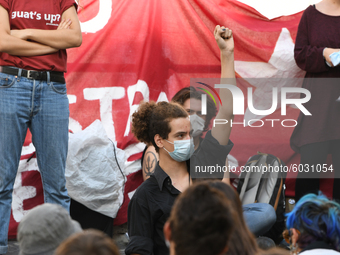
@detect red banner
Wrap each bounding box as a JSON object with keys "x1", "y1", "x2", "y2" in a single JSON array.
[{"x1": 9, "y1": 0, "x2": 334, "y2": 237}]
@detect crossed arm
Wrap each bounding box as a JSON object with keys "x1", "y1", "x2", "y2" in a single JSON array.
[
  {"x1": 0, "y1": 4, "x2": 82, "y2": 56},
  {"x1": 294, "y1": 8, "x2": 340, "y2": 70}
]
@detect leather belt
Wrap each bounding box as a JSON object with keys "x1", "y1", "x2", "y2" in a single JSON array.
[{"x1": 0, "y1": 66, "x2": 65, "y2": 83}]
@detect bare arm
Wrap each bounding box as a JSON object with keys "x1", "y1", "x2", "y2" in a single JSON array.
[
  {"x1": 221, "y1": 157, "x2": 230, "y2": 185},
  {"x1": 142, "y1": 145, "x2": 159, "y2": 181},
  {"x1": 211, "y1": 25, "x2": 236, "y2": 145},
  {"x1": 11, "y1": 6, "x2": 82, "y2": 49},
  {"x1": 0, "y1": 5, "x2": 58, "y2": 56}
]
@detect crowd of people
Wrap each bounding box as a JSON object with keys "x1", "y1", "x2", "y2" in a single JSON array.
[
  {"x1": 9, "y1": 183, "x2": 340, "y2": 255},
  {"x1": 0, "y1": 0, "x2": 340, "y2": 254}
]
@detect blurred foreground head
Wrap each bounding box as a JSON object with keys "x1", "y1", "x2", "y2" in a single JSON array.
[
  {"x1": 286, "y1": 193, "x2": 340, "y2": 251},
  {"x1": 164, "y1": 182, "x2": 234, "y2": 255},
  {"x1": 209, "y1": 181, "x2": 259, "y2": 255},
  {"x1": 55, "y1": 229, "x2": 120, "y2": 255},
  {"x1": 18, "y1": 203, "x2": 82, "y2": 255}
]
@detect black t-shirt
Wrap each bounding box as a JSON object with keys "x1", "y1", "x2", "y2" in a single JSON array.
[{"x1": 126, "y1": 131, "x2": 233, "y2": 255}]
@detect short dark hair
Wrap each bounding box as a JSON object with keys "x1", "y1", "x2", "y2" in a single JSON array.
[
  {"x1": 171, "y1": 86, "x2": 217, "y2": 131},
  {"x1": 132, "y1": 101, "x2": 188, "y2": 152},
  {"x1": 55, "y1": 229, "x2": 120, "y2": 255},
  {"x1": 209, "y1": 182, "x2": 259, "y2": 255},
  {"x1": 168, "y1": 182, "x2": 234, "y2": 255}
]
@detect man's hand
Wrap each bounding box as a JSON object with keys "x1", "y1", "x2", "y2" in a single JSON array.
[
  {"x1": 214, "y1": 25, "x2": 234, "y2": 54},
  {"x1": 57, "y1": 19, "x2": 72, "y2": 30}
]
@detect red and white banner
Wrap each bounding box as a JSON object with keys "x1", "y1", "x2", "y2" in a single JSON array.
[{"x1": 9, "y1": 0, "x2": 334, "y2": 238}]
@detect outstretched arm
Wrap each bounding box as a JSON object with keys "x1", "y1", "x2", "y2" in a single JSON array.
[
  {"x1": 0, "y1": 5, "x2": 58, "y2": 56},
  {"x1": 211, "y1": 25, "x2": 236, "y2": 146},
  {"x1": 10, "y1": 6, "x2": 82, "y2": 49}
]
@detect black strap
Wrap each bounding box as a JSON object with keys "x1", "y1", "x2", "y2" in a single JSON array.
[{"x1": 0, "y1": 66, "x2": 65, "y2": 83}]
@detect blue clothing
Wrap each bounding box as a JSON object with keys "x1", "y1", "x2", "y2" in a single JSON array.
[
  {"x1": 243, "y1": 203, "x2": 276, "y2": 236},
  {"x1": 0, "y1": 71, "x2": 70, "y2": 254}
]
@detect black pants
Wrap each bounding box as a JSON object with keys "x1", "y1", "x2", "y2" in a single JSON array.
[
  {"x1": 295, "y1": 140, "x2": 340, "y2": 202},
  {"x1": 70, "y1": 199, "x2": 114, "y2": 237}
]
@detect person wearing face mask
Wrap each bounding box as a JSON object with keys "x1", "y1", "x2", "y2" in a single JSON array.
[
  {"x1": 189, "y1": 113, "x2": 205, "y2": 137},
  {"x1": 142, "y1": 85, "x2": 231, "y2": 183},
  {"x1": 125, "y1": 25, "x2": 236, "y2": 255},
  {"x1": 126, "y1": 101, "x2": 195, "y2": 255}
]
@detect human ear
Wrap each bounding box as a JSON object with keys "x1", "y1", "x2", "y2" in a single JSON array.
[
  {"x1": 163, "y1": 221, "x2": 172, "y2": 242},
  {"x1": 154, "y1": 134, "x2": 164, "y2": 149}
]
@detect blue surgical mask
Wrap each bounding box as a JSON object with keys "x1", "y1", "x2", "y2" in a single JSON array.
[{"x1": 163, "y1": 138, "x2": 194, "y2": 162}]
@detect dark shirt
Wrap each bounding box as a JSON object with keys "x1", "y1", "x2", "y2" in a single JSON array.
[
  {"x1": 126, "y1": 130, "x2": 233, "y2": 255},
  {"x1": 191, "y1": 130, "x2": 234, "y2": 180},
  {"x1": 125, "y1": 162, "x2": 187, "y2": 255},
  {"x1": 290, "y1": 5, "x2": 340, "y2": 151}
]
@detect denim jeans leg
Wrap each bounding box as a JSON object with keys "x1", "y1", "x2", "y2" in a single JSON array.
[
  {"x1": 29, "y1": 80, "x2": 70, "y2": 211},
  {"x1": 243, "y1": 203, "x2": 276, "y2": 236},
  {"x1": 0, "y1": 73, "x2": 30, "y2": 254}
]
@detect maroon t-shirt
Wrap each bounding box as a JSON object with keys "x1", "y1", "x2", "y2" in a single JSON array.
[{"x1": 0, "y1": 0, "x2": 77, "y2": 72}]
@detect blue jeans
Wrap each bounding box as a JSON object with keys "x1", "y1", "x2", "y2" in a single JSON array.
[
  {"x1": 243, "y1": 203, "x2": 276, "y2": 236},
  {"x1": 0, "y1": 70, "x2": 70, "y2": 254}
]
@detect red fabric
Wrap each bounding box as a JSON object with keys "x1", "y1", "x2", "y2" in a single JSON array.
[
  {"x1": 114, "y1": 170, "x2": 143, "y2": 226},
  {"x1": 0, "y1": 0, "x2": 77, "y2": 72},
  {"x1": 8, "y1": 0, "x2": 336, "y2": 238},
  {"x1": 8, "y1": 153, "x2": 44, "y2": 239}
]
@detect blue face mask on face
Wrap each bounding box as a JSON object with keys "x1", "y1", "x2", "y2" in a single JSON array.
[{"x1": 163, "y1": 138, "x2": 195, "y2": 162}]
